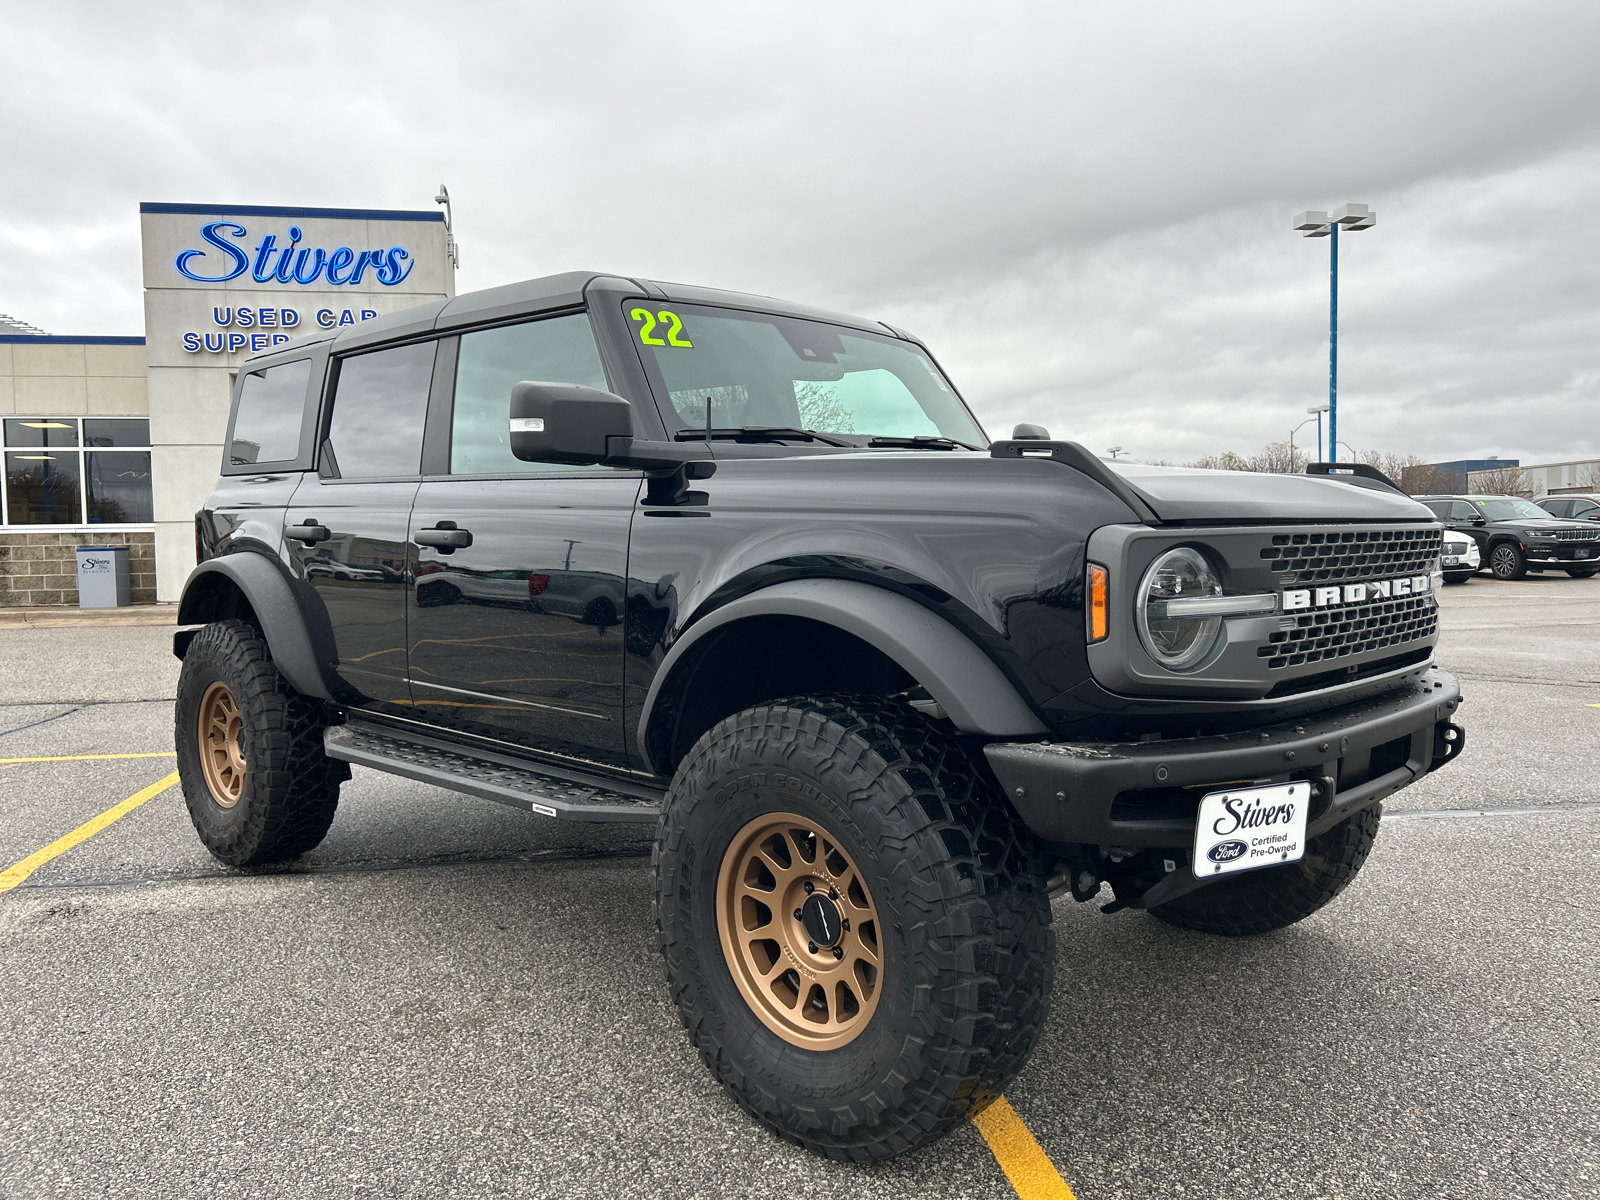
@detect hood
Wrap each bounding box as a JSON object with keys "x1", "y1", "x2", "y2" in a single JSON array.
[{"x1": 1107, "y1": 462, "x2": 1435, "y2": 524}]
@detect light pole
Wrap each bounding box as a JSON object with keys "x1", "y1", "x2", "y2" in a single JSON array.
[
  {"x1": 1106, "y1": 446, "x2": 1125, "y2": 460},
  {"x1": 1292, "y1": 204, "x2": 1376, "y2": 463},
  {"x1": 435, "y1": 184, "x2": 461, "y2": 270},
  {"x1": 1306, "y1": 403, "x2": 1329, "y2": 462},
  {"x1": 1289, "y1": 416, "x2": 1317, "y2": 466}
]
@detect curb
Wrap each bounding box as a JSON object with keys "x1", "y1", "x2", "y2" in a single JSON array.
[{"x1": 0, "y1": 605, "x2": 178, "y2": 630}]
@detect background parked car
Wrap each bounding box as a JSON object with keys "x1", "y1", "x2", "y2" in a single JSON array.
[
  {"x1": 1440, "y1": 530, "x2": 1481, "y2": 583},
  {"x1": 1536, "y1": 494, "x2": 1600, "y2": 522},
  {"x1": 1418, "y1": 494, "x2": 1600, "y2": 580}
]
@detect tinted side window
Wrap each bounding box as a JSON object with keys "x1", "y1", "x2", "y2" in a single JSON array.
[
  {"x1": 1573, "y1": 500, "x2": 1599, "y2": 518},
  {"x1": 1539, "y1": 499, "x2": 1568, "y2": 517},
  {"x1": 325, "y1": 341, "x2": 437, "y2": 478},
  {"x1": 1422, "y1": 502, "x2": 1449, "y2": 520},
  {"x1": 450, "y1": 314, "x2": 610, "y2": 475},
  {"x1": 230, "y1": 360, "x2": 311, "y2": 465},
  {"x1": 1450, "y1": 501, "x2": 1480, "y2": 520}
]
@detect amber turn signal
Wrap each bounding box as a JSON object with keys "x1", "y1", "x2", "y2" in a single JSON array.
[{"x1": 1088, "y1": 563, "x2": 1109, "y2": 642}]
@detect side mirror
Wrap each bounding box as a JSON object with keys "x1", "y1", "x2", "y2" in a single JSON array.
[
  {"x1": 1471, "y1": 516, "x2": 1487, "y2": 526},
  {"x1": 509, "y1": 381, "x2": 634, "y2": 466}
]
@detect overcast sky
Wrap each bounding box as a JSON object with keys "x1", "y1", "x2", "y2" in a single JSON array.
[{"x1": 3, "y1": 0, "x2": 1597, "y2": 465}]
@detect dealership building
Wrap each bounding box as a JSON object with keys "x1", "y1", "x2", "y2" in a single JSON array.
[{"x1": 0, "y1": 202, "x2": 453, "y2": 605}]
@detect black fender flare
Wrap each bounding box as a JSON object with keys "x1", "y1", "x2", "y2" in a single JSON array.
[
  {"x1": 175, "y1": 554, "x2": 334, "y2": 700},
  {"x1": 636, "y1": 578, "x2": 1049, "y2": 773}
]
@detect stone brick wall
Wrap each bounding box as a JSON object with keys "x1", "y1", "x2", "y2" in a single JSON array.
[{"x1": 0, "y1": 530, "x2": 157, "y2": 606}]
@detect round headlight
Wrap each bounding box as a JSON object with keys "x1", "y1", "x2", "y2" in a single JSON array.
[{"x1": 1137, "y1": 547, "x2": 1224, "y2": 671}]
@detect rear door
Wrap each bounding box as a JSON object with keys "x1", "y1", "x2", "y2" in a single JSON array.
[
  {"x1": 282, "y1": 338, "x2": 436, "y2": 711},
  {"x1": 405, "y1": 312, "x2": 642, "y2": 771}
]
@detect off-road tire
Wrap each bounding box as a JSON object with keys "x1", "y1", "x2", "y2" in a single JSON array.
[
  {"x1": 1489, "y1": 543, "x2": 1527, "y2": 580},
  {"x1": 175, "y1": 619, "x2": 348, "y2": 865},
  {"x1": 1149, "y1": 805, "x2": 1382, "y2": 937},
  {"x1": 654, "y1": 694, "x2": 1054, "y2": 1161},
  {"x1": 1566, "y1": 567, "x2": 1599, "y2": 579}
]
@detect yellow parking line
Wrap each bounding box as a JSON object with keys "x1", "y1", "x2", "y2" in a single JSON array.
[
  {"x1": 0, "y1": 752, "x2": 176, "y2": 764},
  {"x1": 0, "y1": 771, "x2": 180, "y2": 894},
  {"x1": 973, "y1": 1096, "x2": 1076, "y2": 1199}
]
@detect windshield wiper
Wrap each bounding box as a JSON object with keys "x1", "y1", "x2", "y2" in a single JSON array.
[
  {"x1": 866, "y1": 435, "x2": 981, "y2": 451},
  {"x1": 674, "y1": 426, "x2": 855, "y2": 447}
]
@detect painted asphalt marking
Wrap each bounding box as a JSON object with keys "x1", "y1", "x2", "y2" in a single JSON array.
[
  {"x1": 0, "y1": 771, "x2": 180, "y2": 894},
  {"x1": 0, "y1": 752, "x2": 175, "y2": 764},
  {"x1": 973, "y1": 1096, "x2": 1076, "y2": 1199}
]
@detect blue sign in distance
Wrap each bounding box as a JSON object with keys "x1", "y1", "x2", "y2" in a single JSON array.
[{"x1": 174, "y1": 221, "x2": 415, "y2": 286}]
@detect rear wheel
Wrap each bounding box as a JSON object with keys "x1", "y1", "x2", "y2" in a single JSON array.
[
  {"x1": 655, "y1": 694, "x2": 1054, "y2": 1161},
  {"x1": 1149, "y1": 806, "x2": 1381, "y2": 936},
  {"x1": 1489, "y1": 543, "x2": 1527, "y2": 580},
  {"x1": 175, "y1": 620, "x2": 348, "y2": 865}
]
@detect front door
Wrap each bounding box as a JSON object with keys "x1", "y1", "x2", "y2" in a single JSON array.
[
  {"x1": 283, "y1": 338, "x2": 436, "y2": 711},
  {"x1": 405, "y1": 312, "x2": 641, "y2": 771}
]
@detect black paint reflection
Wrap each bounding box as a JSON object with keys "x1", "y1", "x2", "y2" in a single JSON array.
[
  {"x1": 406, "y1": 475, "x2": 641, "y2": 769},
  {"x1": 283, "y1": 477, "x2": 420, "y2": 707}
]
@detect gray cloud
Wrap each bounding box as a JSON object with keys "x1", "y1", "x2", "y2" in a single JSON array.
[{"x1": 3, "y1": 0, "x2": 1597, "y2": 464}]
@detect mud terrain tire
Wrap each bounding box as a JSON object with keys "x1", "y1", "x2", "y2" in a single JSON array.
[
  {"x1": 175, "y1": 620, "x2": 348, "y2": 865},
  {"x1": 655, "y1": 694, "x2": 1054, "y2": 1162}
]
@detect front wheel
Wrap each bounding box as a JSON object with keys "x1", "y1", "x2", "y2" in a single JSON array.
[
  {"x1": 1149, "y1": 805, "x2": 1381, "y2": 936},
  {"x1": 1489, "y1": 543, "x2": 1527, "y2": 580},
  {"x1": 655, "y1": 695, "x2": 1054, "y2": 1161},
  {"x1": 1566, "y1": 567, "x2": 1599, "y2": 579}
]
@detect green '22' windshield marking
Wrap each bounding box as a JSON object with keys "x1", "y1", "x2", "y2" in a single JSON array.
[{"x1": 631, "y1": 307, "x2": 692, "y2": 348}]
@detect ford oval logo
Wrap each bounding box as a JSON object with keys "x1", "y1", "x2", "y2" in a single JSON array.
[{"x1": 1208, "y1": 840, "x2": 1248, "y2": 864}]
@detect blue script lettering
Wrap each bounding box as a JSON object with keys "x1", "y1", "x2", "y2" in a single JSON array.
[{"x1": 176, "y1": 222, "x2": 250, "y2": 282}]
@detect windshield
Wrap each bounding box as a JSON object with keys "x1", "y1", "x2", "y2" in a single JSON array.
[
  {"x1": 1473, "y1": 499, "x2": 1551, "y2": 521},
  {"x1": 623, "y1": 301, "x2": 986, "y2": 446}
]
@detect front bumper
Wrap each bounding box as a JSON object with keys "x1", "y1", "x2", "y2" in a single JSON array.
[
  {"x1": 985, "y1": 667, "x2": 1463, "y2": 850},
  {"x1": 1525, "y1": 550, "x2": 1600, "y2": 566}
]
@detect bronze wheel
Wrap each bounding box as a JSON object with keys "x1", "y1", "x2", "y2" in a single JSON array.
[
  {"x1": 716, "y1": 811, "x2": 883, "y2": 1050},
  {"x1": 197, "y1": 680, "x2": 246, "y2": 808}
]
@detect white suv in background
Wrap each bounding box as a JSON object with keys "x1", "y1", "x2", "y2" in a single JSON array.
[{"x1": 1441, "y1": 529, "x2": 1481, "y2": 583}]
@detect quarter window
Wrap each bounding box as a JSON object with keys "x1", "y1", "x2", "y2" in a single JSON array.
[
  {"x1": 2, "y1": 417, "x2": 152, "y2": 526},
  {"x1": 325, "y1": 341, "x2": 437, "y2": 478},
  {"x1": 230, "y1": 359, "x2": 311, "y2": 466},
  {"x1": 450, "y1": 314, "x2": 611, "y2": 475}
]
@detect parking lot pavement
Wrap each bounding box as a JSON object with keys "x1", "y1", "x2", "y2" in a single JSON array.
[{"x1": 1, "y1": 576, "x2": 1596, "y2": 1200}]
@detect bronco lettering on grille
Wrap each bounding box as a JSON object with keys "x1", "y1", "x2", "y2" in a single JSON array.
[{"x1": 1282, "y1": 574, "x2": 1432, "y2": 610}]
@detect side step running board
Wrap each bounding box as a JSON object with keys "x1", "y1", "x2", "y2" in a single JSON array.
[{"x1": 324, "y1": 723, "x2": 662, "y2": 824}]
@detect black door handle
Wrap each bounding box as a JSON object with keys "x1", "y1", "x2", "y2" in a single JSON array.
[
  {"x1": 414, "y1": 525, "x2": 473, "y2": 549},
  {"x1": 285, "y1": 521, "x2": 330, "y2": 543}
]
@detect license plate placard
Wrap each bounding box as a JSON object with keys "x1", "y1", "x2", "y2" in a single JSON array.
[{"x1": 1193, "y1": 781, "x2": 1309, "y2": 878}]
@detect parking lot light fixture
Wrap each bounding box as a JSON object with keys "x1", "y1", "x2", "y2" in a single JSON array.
[
  {"x1": 1307, "y1": 404, "x2": 1330, "y2": 462},
  {"x1": 1293, "y1": 204, "x2": 1377, "y2": 464}
]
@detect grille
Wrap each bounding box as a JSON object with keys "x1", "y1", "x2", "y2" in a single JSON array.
[
  {"x1": 1259, "y1": 527, "x2": 1441, "y2": 583},
  {"x1": 1257, "y1": 594, "x2": 1437, "y2": 671},
  {"x1": 1555, "y1": 528, "x2": 1600, "y2": 542}
]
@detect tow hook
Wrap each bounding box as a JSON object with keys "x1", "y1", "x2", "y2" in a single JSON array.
[{"x1": 1429, "y1": 721, "x2": 1467, "y2": 772}]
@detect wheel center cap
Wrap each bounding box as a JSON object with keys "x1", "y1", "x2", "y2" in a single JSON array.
[{"x1": 800, "y1": 893, "x2": 843, "y2": 949}]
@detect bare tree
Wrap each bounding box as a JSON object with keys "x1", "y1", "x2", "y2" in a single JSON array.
[
  {"x1": 1248, "y1": 441, "x2": 1310, "y2": 474},
  {"x1": 1187, "y1": 450, "x2": 1253, "y2": 471},
  {"x1": 1468, "y1": 465, "x2": 1536, "y2": 497},
  {"x1": 1576, "y1": 462, "x2": 1600, "y2": 490}
]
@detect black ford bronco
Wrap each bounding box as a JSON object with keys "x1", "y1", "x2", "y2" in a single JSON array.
[{"x1": 173, "y1": 272, "x2": 1466, "y2": 1161}]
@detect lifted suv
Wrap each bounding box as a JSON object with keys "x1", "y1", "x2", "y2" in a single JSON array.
[
  {"x1": 1417, "y1": 494, "x2": 1600, "y2": 580},
  {"x1": 174, "y1": 272, "x2": 1466, "y2": 1161}
]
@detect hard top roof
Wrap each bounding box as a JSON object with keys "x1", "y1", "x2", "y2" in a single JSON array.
[{"x1": 255, "y1": 271, "x2": 901, "y2": 362}]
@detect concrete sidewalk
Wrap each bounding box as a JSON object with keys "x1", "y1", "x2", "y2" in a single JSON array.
[{"x1": 0, "y1": 604, "x2": 177, "y2": 629}]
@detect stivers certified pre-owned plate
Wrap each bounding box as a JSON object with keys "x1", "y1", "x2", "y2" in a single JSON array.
[{"x1": 1193, "y1": 781, "x2": 1308, "y2": 877}]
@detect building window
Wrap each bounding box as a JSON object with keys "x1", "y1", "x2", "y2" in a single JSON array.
[{"x1": 2, "y1": 417, "x2": 153, "y2": 526}]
